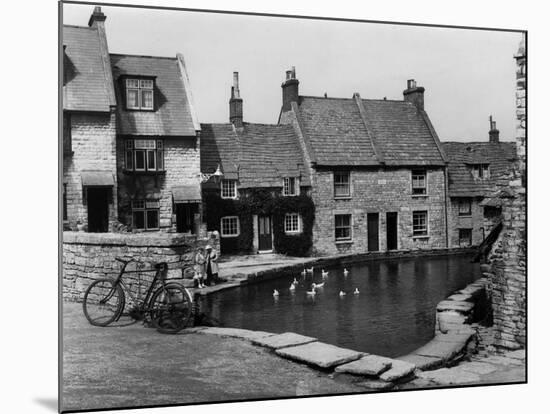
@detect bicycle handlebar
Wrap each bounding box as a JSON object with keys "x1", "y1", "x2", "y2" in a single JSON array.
[{"x1": 115, "y1": 257, "x2": 134, "y2": 264}]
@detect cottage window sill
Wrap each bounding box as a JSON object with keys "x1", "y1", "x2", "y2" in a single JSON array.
[
  {"x1": 334, "y1": 196, "x2": 352, "y2": 200},
  {"x1": 285, "y1": 231, "x2": 302, "y2": 236},
  {"x1": 123, "y1": 170, "x2": 166, "y2": 176},
  {"x1": 458, "y1": 214, "x2": 472, "y2": 217},
  {"x1": 412, "y1": 235, "x2": 430, "y2": 240},
  {"x1": 411, "y1": 194, "x2": 428, "y2": 199},
  {"x1": 335, "y1": 239, "x2": 353, "y2": 245}
]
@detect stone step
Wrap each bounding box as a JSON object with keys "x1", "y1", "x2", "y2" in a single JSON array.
[
  {"x1": 436, "y1": 300, "x2": 474, "y2": 314},
  {"x1": 356, "y1": 379, "x2": 395, "y2": 391},
  {"x1": 200, "y1": 327, "x2": 276, "y2": 342},
  {"x1": 416, "y1": 367, "x2": 480, "y2": 384},
  {"x1": 447, "y1": 293, "x2": 472, "y2": 302},
  {"x1": 379, "y1": 360, "x2": 416, "y2": 382},
  {"x1": 275, "y1": 341, "x2": 363, "y2": 369},
  {"x1": 251, "y1": 332, "x2": 318, "y2": 350},
  {"x1": 397, "y1": 354, "x2": 442, "y2": 371},
  {"x1": 411, "y1": 333, "x2": 472, "y2": 361},
  {"x1": 335, "y1": 355, "x2": 392, "y2": 376}
]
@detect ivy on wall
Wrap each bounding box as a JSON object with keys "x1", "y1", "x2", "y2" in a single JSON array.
[{"x1": 203, "y1": 188, "x2": 315, "y2": 256}]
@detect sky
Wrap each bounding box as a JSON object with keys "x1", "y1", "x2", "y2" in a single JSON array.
[{"x1": 63, "y1": 3, "x2": 523, "y2": 142}]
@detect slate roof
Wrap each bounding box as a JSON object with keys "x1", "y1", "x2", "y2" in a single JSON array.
[
  {"x1": 110, "y1": 54, "x2": 197, "y2": 136},
  {"x1": 200, "y1": 123, "x2": 310, "y2": 188},
  {"x1": 291, "y1": 96, "x2": 446, "y2": 167},
  {"x1": 63, "y1": 25, "x2": 114, "y2": 112},
  {"x1": 441, "y1": 141, "x2": 517, "y2": 197}
]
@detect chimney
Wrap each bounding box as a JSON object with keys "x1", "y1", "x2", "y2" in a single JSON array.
[
  {"x1": 403, "y1": 79, "x2": 425, "y2": 110},
  {"x1": 281, "y1": 66, "x2": 299, "y2": 112},
  {"x1": 88, "y1": 6, "x2": 107, "y2": 28},
  {"x1": 489, "y1": 115, "x2": 500, "y2": 143},
  {"x1": 229, "y1": 72, "x2": 243, "y2": 128}
]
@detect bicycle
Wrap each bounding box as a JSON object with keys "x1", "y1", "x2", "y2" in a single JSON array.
[{"x1": 82, "y1": 257, "x2": 194, "y2": 334}]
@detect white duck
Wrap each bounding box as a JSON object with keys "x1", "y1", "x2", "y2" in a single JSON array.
[
  {"x1": 273, "y1": 289, "x2": 280, "y2": 297},
  {"x1": 306, "y1": 267, "x2": 314, "y2": 274},
  {"x1": 343, "y1": 268, "x2": 350, "y2": 277},
  {"x1": 321, "y1": 269, "x2": 329, "y2": 278},
  {"x1": 289, "y1": 283, "x2": 296, "y2": 291},
  {"x1": 353, "y1": 288, "x2": 360, "y2": 295},
  {"x1": 292, "y1": 278, "x2": 299, "y2": 286},
  {"x1": 339, "y1": 290, "x2": 346, "y2": 297},
  {"x1": 312, "y1": 282, "x2": 325, "y2": 289},
  {"x1": 306, "y1": 287, "x2": 316, "y2": 296}
]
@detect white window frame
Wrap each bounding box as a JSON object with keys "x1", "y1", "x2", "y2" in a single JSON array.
[
  {"x1": 282, "y1": 177, "x2": 299, "y2": 196},
  {"x1": 220, "y1": 216, "x2": 240, "y2": 238},
  {"x1": 411, "y1": 169, "x2": 427, "y2": 196},
  {"x1": 472, "y1": 164, "x2": 490, "y2": 180},
  {"x1": 284, "y1": 213, "x2": 302, "y2": 234},
  {"x1": 221, "y1": 179, "x2": 238, "y2": 199},
  {"x1": 131, "y1": 199, "x2": 160, "y2": 230},
  {"x1": 125, "y1": 78, "x2": 154, "y2": 110},
  {"x1": 335, "y1": 213, "x2": 352, "y2": 242},
  {"x1": 334, "y1": 171, "x2": 351, "y2": 199},
  {"x1": 124, "y1": 139, "x2": 164, "y2": 172},
  {"x1": 412, "y1": 210, "x2": 429, "y2": 237}
]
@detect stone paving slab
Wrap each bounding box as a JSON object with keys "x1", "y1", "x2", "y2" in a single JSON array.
[
  {"x1": 455, "y1": 361, "x2": 499, "y2": 375},
  {"x1": 356, "y1": 379, "x2": 395, "y2": 391},
  {"x1": 480, "y1": 355, "x2": 525, "y2": 367},
  {"x1": 416, "y1": 368, "x2": 480, "y2": 384},
  {"x1": 275, "y1": 341, "x2": 363, "y2": 369},
  {"x1": 335, "y1": 355, "x2": 392, "y2": 376},
  {"x1": 413, "y1": 337, "x2": 468, "y2": 361},
  {"x1": 505, "y1": 349, "x2": 526, "y2": 360},
  {"x1": 447, "y1": 293, "x2": 471, "y2": 302},
  {"x1": 436, "y1": 300, "x2": 474, "y2": 314},
  {"x1": 379, "y1": 360, "x2": 416, "y2": 382},
  {"x1": 251, "y1": 332, "x2": 318, "y2": 349},
  {"x1": 397, "y1": 354, "x2": 442, "y2": 371},
  {"x1": 433, "y1": 331, "x2": 474, "y2": 343},
  {"x1": 200, "y1": 327, "x2": 276, "y2": 342}
]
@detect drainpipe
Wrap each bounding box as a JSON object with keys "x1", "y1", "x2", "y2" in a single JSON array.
[{"x1": 444, "y1": 166, "x2": 450, "y2": 249}]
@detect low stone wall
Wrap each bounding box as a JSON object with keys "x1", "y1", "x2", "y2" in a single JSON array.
[{"x1": 62, "y1": 231, "x2": 220, "y2": 302}]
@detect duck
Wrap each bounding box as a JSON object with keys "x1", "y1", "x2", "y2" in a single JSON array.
[
  {"x1": 339, "y1": 290, "x2": 346, "y2": 297},
  {"x1": 312, "y1": 282, "x2": 325, "y2": 289},
  {"x1": 292, "y1": 278, "x2": 299, "y2": 286},
  {"x1": 353, "y1": 288, "x2": 360, "y2": 295},
  {"x1": 343, "y1": 268, "x2": 350, "y2": 277},
  {"x1": 289, "y1": 283, "x2": 296, "y2": 291},
  {"x1": 321, "y1": 270, "x2": 329, "y2": 278},
  {"x1": 273, "y1": 289, "x2": 279, "y2": 297},
  {"x1": 306, "y1": 267, "x2": 314, "y2": 274},
  {"x1": 306, "y1": 288, "x2": 316, "y2": 296},
  {"x1": 300, "y1": 269, "x2": 307, "y2": 277}
]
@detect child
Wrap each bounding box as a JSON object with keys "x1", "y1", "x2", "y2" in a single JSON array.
[{"x1": 193, "y1": 247, "x2": 206, "y2": 288}]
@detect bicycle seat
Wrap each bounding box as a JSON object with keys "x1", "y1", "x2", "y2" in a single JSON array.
[{"x1": 115, "y1": 257, "x2": 134, "y2": 264}]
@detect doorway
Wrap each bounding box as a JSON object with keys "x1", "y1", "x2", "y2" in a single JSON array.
[
  {"x1": 367, "y1": 213, "x2": 379, "y2": 252},
  {"x1": 87, "y1": 187, "x2": 110, "y2": 232},
  {"x1": 176, "y1": 203, "x2": 198, "y2": 234},
  {"x1": 386, "y1": 212, "x2": 398, "y2": 251},
  {"x1": 258, "y1": 215, "x2": 273, "y2": 251}
]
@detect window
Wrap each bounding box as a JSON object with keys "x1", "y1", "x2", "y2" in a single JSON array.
[
  {"x1": 459, "y1": 229, "x2": 472, "y2": 247},
  {"x1": 458, "y1": 198, "x2": 472, "y2": 216},
  {"x1": 124, "y1": 139, "x2": 164, "y2": 172},
  {"x1": 221, "y1": 180, "x2": 237, "y2": 199},
  {"x1": 472, "y1": 164, "x2": 490, "y2": 180},
  {"x1": 125, "y1": 78, "x2": 154, "y2": 110},
  {"x1": 412, "y1": 210, "x2": 428, "y2": 237},
  {"x1": 283, "y1": 177, "x2": 299, "y2": 196},
  {"x1": 132, "y1": 199, "x2": 160, "y2": 230},
  {"x1": 63, "y1": 113, "x2": 72, "y2": 154},
  {"x1": 335, "y1": 214, "x2": 352, "y2": 241},
  {"x1": 334, "y1": 171, "x2": 351, "y2": 198},
  {"x1": 220, "y1": 216, "x2": 240, "y2": 237},
  {"x1": 284, "y1": 213, "x2": 301, "y2": 233},
  {"x1": 412, "y1": 170, "x2": 427, "y2": 195}
]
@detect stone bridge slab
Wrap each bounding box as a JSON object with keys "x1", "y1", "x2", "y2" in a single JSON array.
[
  {"x1": 200, "y1": 327, "x2": 276, "y2": 342},
  {"x1": 252, "y1": 332, "x2": 318, "y2": 349},
  {"x1": 275, "y1": 342, "x2": 363, "y2": 369},
  {"x1": 436, "y1": 300, "x2": 474, "y2": 314},
  {"x1": 397, "y1": 354, "x2": 442, "y2": 371},
  {"x1": 379, "y1": 360, "x2": 416, "y2": 382},
  {"x1": 335, "y1": 355, "x2": 392, "y2": 376}
]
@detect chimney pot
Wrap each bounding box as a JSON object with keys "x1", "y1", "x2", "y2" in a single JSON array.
[
  {"x1": 403, "y1": 79, "x2": 425, "y2": 110},
  {"x1": 88, "y1": 6, "x2": 107, "y2": 27},
  {"x1": 489, "y1": 115, "x2": 500, "y2": 143},
  {"x1": 281, "y1": 66, "x2": 299, "y2": 112},
  {"x1": 229, "y1": 72, "x2": 243, "y2": 127}
]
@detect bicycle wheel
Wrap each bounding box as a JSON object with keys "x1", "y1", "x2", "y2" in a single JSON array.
[
  {"x1": 82, "y1": 278, "x2": 125, "y2": 326},
  {"x1": 150, "y1": 283, "x2": 193, "y2": 334}
]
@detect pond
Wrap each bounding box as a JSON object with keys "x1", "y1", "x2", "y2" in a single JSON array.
[{"x1": 203, "y1": 254, "x2": 481, "y2": 358}]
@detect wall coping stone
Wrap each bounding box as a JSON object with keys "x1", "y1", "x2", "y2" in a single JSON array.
[{"x1": 63, "y1": 231, "x2": 218, "y2": 247}]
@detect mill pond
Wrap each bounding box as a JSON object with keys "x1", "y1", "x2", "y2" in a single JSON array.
[{"x1": 203, "y1": 254, "x2": 481, "y2": 358}]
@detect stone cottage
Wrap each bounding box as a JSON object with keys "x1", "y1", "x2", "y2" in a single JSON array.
[
  {"x1": 201, "y1": 73, "x2": 312, "y2": 255},
  {"x1": 279, "y1": 68, "x2": 449, "y2": 256},
  {"x1": 62, "y1": 7, "x2": 118, "y2": 232},
  {"x1": 110, "y1": 52, "x2": 202, "y2": 233},
  {"x1": 442, "y1": 119, "x2": 517, "y2": 248}
]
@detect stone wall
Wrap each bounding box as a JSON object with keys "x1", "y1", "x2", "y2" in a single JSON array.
[
  {"x1": 116, "y1": 136, "x2": 201, "y2": 232},
  {"x1": 63, "y1": 111, "x2": 118, "y2": 230},
  {"x1": 310, "y1": 167, "x2": 447, "y2": 256},
  {"x1": 448, "y1": 197, "x2": 485, "y2": 248},
  {"x1": 62, "y1": 230, "x2": 219, "y2": 302},
  {"x1": 483, "y1": 34, "x2": 526, "y2": 350}
]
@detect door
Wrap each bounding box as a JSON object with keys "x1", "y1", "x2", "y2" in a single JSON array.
[
  {"x1": 258, "y1": 215, "x2": 273, "y2": 251},
  {"x1": 176, "y1": 203, "x2": 197, "y2": 234},
  {"x1": 87, "y1": 187, "x2": 109, "y2": 232},
  {"x1": 386, "y1": 212, "x2": 398, "y2": 251},
  {"x1": 367, "y1": 213, "x2": 379, "y2": 252}
]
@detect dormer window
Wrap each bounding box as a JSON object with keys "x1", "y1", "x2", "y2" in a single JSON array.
[
  {"x1": 283, "y1": 177, "x2": 299, "y2": 196},
  {"x1": 126, "y1": 78, "x2": 154, "y2": 110},
  {"x1": 472, "y1": 164, "x2": 490, "y2": 180},
  {"x1": 221, "y1": 179, "x2": 237, "y2": 199}
]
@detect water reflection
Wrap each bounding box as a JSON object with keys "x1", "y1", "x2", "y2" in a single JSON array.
[{"x1": 203, "y1": 254, "x2": 480, "y2": 358}]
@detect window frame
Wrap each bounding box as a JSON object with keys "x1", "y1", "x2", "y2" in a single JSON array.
[
  {"x1": 125, "y1": 77, "x2": 155, "y2": 111},
  {"x1": 459, "y1": 228, "x2": 473, "y2": 247},
  {"x1": 458, "y1": 198, "x2": 472, "y2": 217},
  {"x1": 334, "y1": 213, "x2": 352, "y2": 242},
  {"x1": 220, "y1": 216, "x2": 240, "y2": 238},
  {"x1": 411, "y1": 169, "x2": 427, "y2": 196},
  {"x1": 472, "y1": 164, "x2": 490, "y2": 180},
  {"x1": 131, "y1": 199, "x2": 160, "y2": 231},
  {"x1": 334, "y1": 171, "x2": 351, "y2": 199},
  {"x1": 284, "y1": 213, "x2": 302, "y2": 234},
  {"x1": 282, "y1": 177, "x2": 299, "y2": 196},
  {"x1": 221, "y1": 179, "x2": 238, "y2": 199},
  {"x1": 412, "y1": 210, "x2": 429, "y2": 238},
  {"x1": 124, "y1": 139, "x2": 164, "y2": 173}
]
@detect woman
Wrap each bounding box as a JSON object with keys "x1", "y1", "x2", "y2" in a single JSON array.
[
  {"x1": 193, "y1": 247, "x2": 206, "y2": 288},
  {"x1": 205, "y1": 245, "x2": 220, "y2": 286}
]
